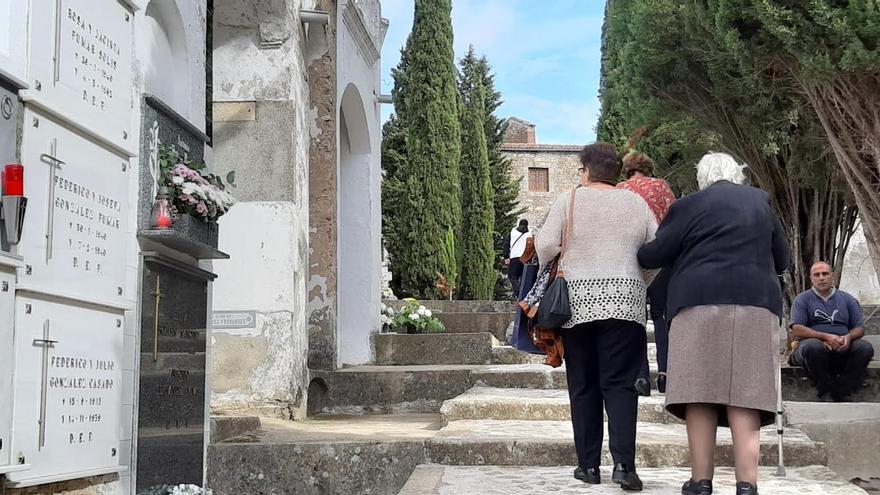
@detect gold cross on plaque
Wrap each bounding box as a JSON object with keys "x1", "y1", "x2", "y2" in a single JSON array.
[{"x1": 151, "y1": 276, "x2": 162, "y2": 362}]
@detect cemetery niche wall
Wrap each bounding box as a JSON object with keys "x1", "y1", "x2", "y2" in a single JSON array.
[
  {"x1": 5, "y1": 0, "x2": 139, "y2": 489},
  {"x1": 135, "y1": 93, "x2": 222, "y2": 492}
]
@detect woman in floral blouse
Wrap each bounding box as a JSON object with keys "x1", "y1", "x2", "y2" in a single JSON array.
[{"x1": 617, "y1": 151, "x2": 676, "y2": 396}]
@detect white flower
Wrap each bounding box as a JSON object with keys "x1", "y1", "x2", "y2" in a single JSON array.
[
  {"x1": 409, "y1": 313, "x2": 420, "y2": 321},
  {"x1": 387, "y1": 307, "x2": 394, "y2": 315},
  {"x1": 381, "y1": 303, "x2": 387, "y2": 311},
  {"x1": 172, "y1": 176, "x2": 184, "y2": 185},
  {"x1": 417, "y1": 306, "x2": 426, "y2": 316},
  {"x1": 425, "y1": 309, "x2": 432, "y2": 318}
]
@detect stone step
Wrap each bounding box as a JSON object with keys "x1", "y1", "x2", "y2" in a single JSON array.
[
  {"x1": 209, "y1": 416, "x2": 261, "y2": 443},
  {"x1": 425, "y1": 420, "x2": 826, "y2": 467},
  {"x1": 372, "y1": 333, "x2": 499, "y2": 365},
  {"x1": 312, "y1": 360, "x2": 880, "y2": 416},
  {"x1": 385, "y1": 300, "x2": 513, "y2": 313},
  {"x1": 783, "y1": 362, "x2": 880, "y2": 402},
  {"x1": 310, "y1": 365, "x2": 484, "y2": 414},
  {"x1": 490, "y1": 345, "x2": 549, "y2": 365},
  {"x1": 399, "y1": 465, "x2": 867, "y2": 495},
  {"x1": 435, "y1": 312, "x2": 512, "y2": 342},
  {"x1": 440, "y1": 387, "x2": 679, "y2": 425}
]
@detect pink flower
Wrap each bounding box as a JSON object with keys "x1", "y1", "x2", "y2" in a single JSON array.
[
  {"x1": 178, "y1": 193, "x2": 199, "y2": 205},
  {"x1": 196, "y1": 201, "x2": 208, "y2": 216}
]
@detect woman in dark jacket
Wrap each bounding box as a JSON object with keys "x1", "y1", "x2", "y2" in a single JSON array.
[{"x1": 638, "y1": 153, "x2": 790, "y2": 495}]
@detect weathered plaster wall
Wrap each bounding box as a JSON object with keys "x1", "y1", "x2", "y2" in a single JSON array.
[
  {"x1": 335, "y1": 0, "x2": 383, "y2": 367},
  {"x1": 501, "y1": 148, "x2": 581, "y2": 227},
  {"x1": 307, "y1": 0, "x2": 339, "y2": 372},
  {"x1": 210, "y1": 0, "x2": 312, "y2": 419},
  {"x1": 211, "y1": 203, "x2": 309, "y2": 419}
]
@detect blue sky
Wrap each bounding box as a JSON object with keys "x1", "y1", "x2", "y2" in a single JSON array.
[{"x1": 379, "y1": 0, "x2": 606, "y2": 145}]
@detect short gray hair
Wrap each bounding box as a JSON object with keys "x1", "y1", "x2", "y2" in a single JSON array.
[{"x1": 695, "y1": 152, "x2": 747, "y2": 190}]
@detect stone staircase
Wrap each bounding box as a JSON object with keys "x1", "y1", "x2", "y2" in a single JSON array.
[{"x1": 207, "y1": 303, "x2": 880, "y2": 494}]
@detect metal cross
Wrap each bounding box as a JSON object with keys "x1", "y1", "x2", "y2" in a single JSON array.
[
  {"x1": 151, "y1": 276, "x2": 162, "y2": 362},
  {"x1": 33, "y1": 319, "x2": 58, "y2": 450},
  {"x1": 40, "y1": 138, "x2": 65, "y2": 263}
]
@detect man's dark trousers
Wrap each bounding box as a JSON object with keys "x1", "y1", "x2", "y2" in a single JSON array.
[
  {"x1": 561, "y1": 319, "x2": 645, "y2": 468},
  {"x1": 790, "y1": 338, "x2": 874, "y2": 396}
]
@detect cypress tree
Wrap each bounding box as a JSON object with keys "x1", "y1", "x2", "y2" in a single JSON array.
[
  {"x1": 380, "y1": 115, "x2": 407, "y2": 295},
  {"x1": 457, "y1": 47, "x2": 496, "y2": 300},
  {"x1": 471, "y1": 56, "x2": 524, "y2": 298},
  {"x1": 389, "y1": 0, "x2": 461, "y2": 299}
]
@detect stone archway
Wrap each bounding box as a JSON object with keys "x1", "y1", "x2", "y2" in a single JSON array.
[
  {"x1": 337, "y1": 83, "x2": 375, "y2": 366},
  {"x1": 140, "y1": 0, "x2": 191, "y2": 115}
]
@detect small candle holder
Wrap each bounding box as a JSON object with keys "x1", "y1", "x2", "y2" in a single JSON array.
[
  {"x1": 1, "y1": 163, "x2": 27, "y2": 246},
  {"x1": 150, "y1": 186, "x2": 173, "y2": 229}
]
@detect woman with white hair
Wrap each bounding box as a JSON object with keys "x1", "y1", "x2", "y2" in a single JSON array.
[{"x1": 638, "y1": 153, "x2": 790, "y2": 495}]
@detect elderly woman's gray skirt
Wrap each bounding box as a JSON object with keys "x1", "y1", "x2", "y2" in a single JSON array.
[{"x1": 665, "y1": 304, "x2": 778, "y2": 427}]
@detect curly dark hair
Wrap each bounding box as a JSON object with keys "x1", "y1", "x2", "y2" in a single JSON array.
[
  {"x1": 622, "y1": 151, "x2": 655, "y2": 178},
  {"x1": 578, "y1": 142, "x2": 622, "y2": 183}
]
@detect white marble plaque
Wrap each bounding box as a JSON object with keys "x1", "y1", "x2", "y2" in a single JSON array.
[
  {"x1": 0, "y1": 0, "x2": 28, "y2": 85},
  {"x1": 25, "y1": 0, "x2": 134, "y2": 153},
  {"x1": 7, "y1": 296, "x2": 123, "y2": 485},
  {"x1": 19, "y1": 108, "x2": 130, "y2": 306},
  {"x1": 0, "y1": 268, "x2": 15, "y2": 469}
]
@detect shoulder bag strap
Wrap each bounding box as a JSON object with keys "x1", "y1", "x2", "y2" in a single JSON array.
[{"x1": 558, "y1": 186, "x2": 580, "y2": 276}]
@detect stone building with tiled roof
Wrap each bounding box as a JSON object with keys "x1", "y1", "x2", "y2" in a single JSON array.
[{"x1": 501, "y1": 117, "x2": 582, "y2": 227}]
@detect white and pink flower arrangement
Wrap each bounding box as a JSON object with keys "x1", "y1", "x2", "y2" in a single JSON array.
[{"x1": 158, "y1": 145, "x2": 236, "y2": 222}]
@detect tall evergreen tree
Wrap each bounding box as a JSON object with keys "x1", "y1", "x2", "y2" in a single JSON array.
[
  {"x1": 380, "y1": 115, "x2": 407, "y2": 295},
  {"x1": 472, "y1": 56, "x2": 524, "y2": 298},
  {"x1": 457, "y1": 48, "x2": 496, "y2": 300},
  {"x1": 597, "y1": 1, "x2": 859, "y2": 299},
  {"x1": 388, "y1": 0, "x2": 461, "y2": 299}
]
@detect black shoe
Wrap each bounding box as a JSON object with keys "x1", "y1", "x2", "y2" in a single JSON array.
[
  {"x1": 635, "y1": 378, "x2": 651, "y2": 397},
  {"x1": 681, "y1": 478, "x2": 713, "y2": 494},
  {"x1": 574, "y1": 466, "x2": 600, "y2": 484},
  {"x1": 657, "y1": 372, "x2": 667, "y2": 394},
  {"x1": 612, "y1": 463, "x2": 643, "y2": 491},
  {"x1": 735, "y1": 481, "x2": 758, "y2": 495}
]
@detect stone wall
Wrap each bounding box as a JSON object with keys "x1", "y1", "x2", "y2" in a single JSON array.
[
  {"x1": 840, "y1": 224, "x2": 880, "y2": 305},
  {"x1": 210, "y1": 0, "x2": 313, "y2": 419},
  {"x1": 501, "y1": 147, "x2": 582, "y2": 228}
]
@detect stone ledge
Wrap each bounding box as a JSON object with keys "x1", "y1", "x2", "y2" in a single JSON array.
[
  {"x1": 440, "y1": 387, "x2": 679, "y2": 425},
  {"x1": 372, "y1": 333, "x2": 497, "y2": 365},
  {"x1": 425, "y1": 420, "x2": 826, "y2": 467}
]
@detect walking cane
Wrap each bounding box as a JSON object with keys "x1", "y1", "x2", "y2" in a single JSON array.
[
  {"x1": 775, "y1": 274, "x2": 788, "y2": 477},
  {"x1": 775, "y1": 338, "x2": 786, "y2": 477}
]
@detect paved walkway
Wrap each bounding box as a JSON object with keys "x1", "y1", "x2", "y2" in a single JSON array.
[{"x1": 399, "y1": 465, "x2": 868, "y2": 494}]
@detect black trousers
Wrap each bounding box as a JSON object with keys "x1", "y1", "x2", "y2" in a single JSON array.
[
  {"x1": 790, "y1": 337, "x2": 874, "y2": 396},
  {"x1": 561, "y1": 319, "x2": 646, "y2": 468}
]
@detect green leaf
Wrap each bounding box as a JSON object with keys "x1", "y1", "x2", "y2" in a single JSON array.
[{"x1": 226, "y1": 171, "x2": 236, "y2": 186}]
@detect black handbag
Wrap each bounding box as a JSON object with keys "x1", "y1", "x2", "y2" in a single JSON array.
[{"x1": 533, "y1": 186, "x2": 578, "y2": 331}]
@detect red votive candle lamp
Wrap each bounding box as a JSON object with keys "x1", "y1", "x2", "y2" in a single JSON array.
[
  {"x1": 150, "y1": 186, "x2": 173, "y2": 229},
  {"x1": 4, "y1": 164, "x2": 24, "y2": 196}
]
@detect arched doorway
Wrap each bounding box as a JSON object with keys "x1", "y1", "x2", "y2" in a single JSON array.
[{"x1": 337, "y1": 83, "x2": 377, "y2": 366}]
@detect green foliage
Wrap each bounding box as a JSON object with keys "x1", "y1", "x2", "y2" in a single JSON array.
[
  {"x1": 457, "y1": 48, "x2": 497, "y2": 300},
  {"x1": 468, "y1": 55, "x2": 524, "y2": 299},
  {"x1": 598, "y1": 0, "x2": 858, "y2": 296},
  {"x1": 384, "y1": 299, "x2": 445, "y2": 333},
  {"x1": 386, "y1": 0, "x2": 462, "y2": 299}
]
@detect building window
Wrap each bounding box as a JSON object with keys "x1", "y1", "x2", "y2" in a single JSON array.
[{"x1": 528, "y1": 167, "x2": 549, "y2": 192}]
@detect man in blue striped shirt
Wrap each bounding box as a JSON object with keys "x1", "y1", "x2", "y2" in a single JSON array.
[{"x1": 789, "y1": 261, "x2": 874, "y2": 402}]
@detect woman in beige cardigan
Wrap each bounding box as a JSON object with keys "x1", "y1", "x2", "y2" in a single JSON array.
[{"x1": 536, "y1": 142, "x2": 657, "y2": 492}]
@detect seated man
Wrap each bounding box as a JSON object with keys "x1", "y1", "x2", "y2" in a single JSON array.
[{"x1": 789, "y1": 261, "x2": 875, "y2": 401}]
